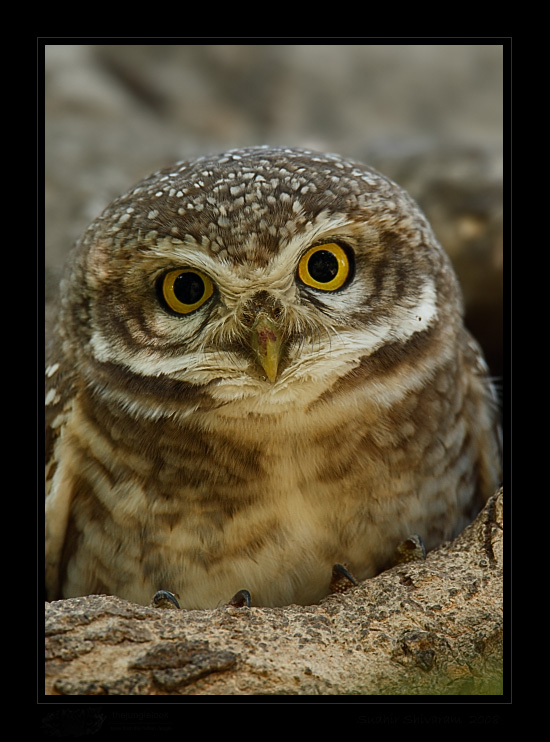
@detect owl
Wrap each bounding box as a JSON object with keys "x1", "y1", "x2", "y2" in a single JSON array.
[{"x1": 45, "y1": 145, "x2": 501, "y2": 609}]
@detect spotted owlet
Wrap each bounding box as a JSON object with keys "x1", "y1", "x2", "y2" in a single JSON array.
[{"x1": 45, "y1": 145, "x2": 501, "y2": 609}]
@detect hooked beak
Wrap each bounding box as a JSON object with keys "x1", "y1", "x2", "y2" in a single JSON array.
[{"x1": 250, "y1": 312, "x2": 284, "y2": 383}]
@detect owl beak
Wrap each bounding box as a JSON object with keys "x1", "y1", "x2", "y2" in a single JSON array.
[{"x1": 250, "y1": 312, "x2": 284, "y2": 383}]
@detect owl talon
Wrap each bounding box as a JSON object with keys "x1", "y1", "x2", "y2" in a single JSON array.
[
  {"x1": 227, "y1": 589, "x2": 251, "y2": 608},
  {"x1": 330, "y1": 563, "x2": 359, "y2": 594},
  {"x1": 151, "y1": 590, "x2": 181, "y2": 610},
  {"x1": 394, "y1": 534, "x2": 427, "y2": 565}
]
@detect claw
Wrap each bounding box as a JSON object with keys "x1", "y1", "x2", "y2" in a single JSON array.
[
  {"x1": 330, "y1": 563, "x2": 359, "y2": 594},
  {"x1": 394, "y1": 534, "x2": 426, "y2": 565},
  {"x1": 151, "y1": 590, "x2": 181, "y2": 610},
  {"x1": 227, "y1": 589, "x2": 251, "y2": 608}
]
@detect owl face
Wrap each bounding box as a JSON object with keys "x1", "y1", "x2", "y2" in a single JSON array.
[{"x1": 66, "y1": 147, "x2": 457, "y2": 410}]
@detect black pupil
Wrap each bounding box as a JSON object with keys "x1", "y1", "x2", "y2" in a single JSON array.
[
  {"x1": 173, "y1": 272, "x2": 205, "y2": 304},
  {"x1": 308, "y1": 250, "x2": 339, "y2": 283}
]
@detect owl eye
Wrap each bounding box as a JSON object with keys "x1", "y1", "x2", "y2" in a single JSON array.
[
  {"x1": 297, "y1": 243, "x2": 351, "y2": 291},
  {"x1": 159, "y1": 268, "x2": 214, "y2": 315}
]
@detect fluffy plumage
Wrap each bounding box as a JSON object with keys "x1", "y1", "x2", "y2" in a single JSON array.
[{"x1": 45, "y1": 146, "x2": 501, "y2": 608}]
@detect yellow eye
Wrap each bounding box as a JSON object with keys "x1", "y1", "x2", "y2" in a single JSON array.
[
  {"x1": 297, "y1": 243, "x2": 351, "y2": 291},
  {"x1": 160, "y1": 268, "x2": 214, "y2": 314}
]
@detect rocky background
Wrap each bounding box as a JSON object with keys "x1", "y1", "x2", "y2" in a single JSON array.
[
  {"x1": 42, "y1": 43, "x2": 505, "y2": 707},
  {"x1": 44, "y1": 43, "x2": 504, "y2": 379}
]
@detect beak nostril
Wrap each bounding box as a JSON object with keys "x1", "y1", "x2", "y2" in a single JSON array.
[
  {"x1": 241, "y1": 291, "x2": 283, "y2": 328},
  {"x1": 237, "y1": 292, "x2": 286, "y2": 382}
]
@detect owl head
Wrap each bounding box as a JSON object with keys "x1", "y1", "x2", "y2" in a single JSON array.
[{"x1": 58, "y1": 146, "x2": 460, "y2": 410}]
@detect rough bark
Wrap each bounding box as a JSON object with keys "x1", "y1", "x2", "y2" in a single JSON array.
[{"x1": 44, "y1": 489, "x2": 503, "y2": 696}]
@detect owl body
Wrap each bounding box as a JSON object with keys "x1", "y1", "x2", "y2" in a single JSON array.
[{"x1": 45, "y1": 146, "x2": 500, "y2": 608}]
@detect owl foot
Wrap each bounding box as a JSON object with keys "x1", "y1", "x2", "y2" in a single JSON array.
[
  {"x1": 330, "y1": 563, "x2": 359, "y2": 594},
  {"x1": 393, "y1": 534, "x2": 426, "y2": 565},
  {"x1": 151, "y1": 590, "x2": 181, "y2": 610},
  {"x1": 226, "y1": 589, "x2": 251, "y2": 608},
  {"x1": 151, "y1": 589, "x2": 251, "y2": 610}
]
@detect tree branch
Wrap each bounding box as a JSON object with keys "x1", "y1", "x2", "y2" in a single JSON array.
[{"x1": 45, "y1": 489, "x2": 503, "y2": 696}]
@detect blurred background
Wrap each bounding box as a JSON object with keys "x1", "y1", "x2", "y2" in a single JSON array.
[{"x1": 44, "y1": 43, "x2": 504, "y2": 379}]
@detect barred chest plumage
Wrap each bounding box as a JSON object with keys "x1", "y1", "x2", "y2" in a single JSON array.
[
  {"x1": 45, "y1": 145, "x2": 501, "y2": 609},
  {"x1": 46, "y1": 327, "x2": 493, "y2": 608}
]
